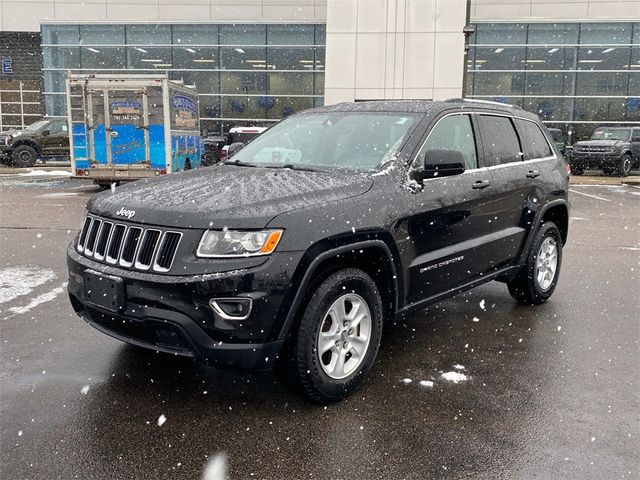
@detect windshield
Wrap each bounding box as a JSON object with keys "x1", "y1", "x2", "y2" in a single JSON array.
[
  {"x1": 24, "y1": 120, "x2": 50, "y2": 132},
  {"x1": 591, "y1": 128, "x2": 631, "y2": 141},
  {"x1": 229, "y1": 112, "x2": 421, "y2": 171}
]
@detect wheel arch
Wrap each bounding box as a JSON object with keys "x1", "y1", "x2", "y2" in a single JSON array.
[
  {"x1": 11, "y1": 138, "x2": 41, "y2": 154},
  {"x1": 275, "y1": 235, "x2": 402, "y2": 343},
  {"x1": 514, "y1": 199, "x2": 569, "y2": 270}
]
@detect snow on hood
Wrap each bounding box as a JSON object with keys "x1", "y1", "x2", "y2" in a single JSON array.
[{"x1": 87, "y1": 165, "x2": 374, "y2": 229}]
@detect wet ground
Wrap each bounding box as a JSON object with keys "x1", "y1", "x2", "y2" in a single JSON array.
[{"x1": 1, "y1": 173, "x2": 638, "y2": 480}]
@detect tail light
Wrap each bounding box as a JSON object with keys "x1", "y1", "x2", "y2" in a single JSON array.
[
  {"x1": 220, "y1": 149, "x2": 227, "y2": 161},
  {"x1": 76, "y1": 169, "x2": 84, "y2": 176}
]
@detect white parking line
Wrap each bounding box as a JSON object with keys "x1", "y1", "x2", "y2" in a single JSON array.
[{"x1": 569, "y1": 189, "x2": 611, "y2": 202}]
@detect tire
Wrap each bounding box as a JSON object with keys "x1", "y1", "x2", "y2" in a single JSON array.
[
  {"x1": 571, "y1": 166, "x2": 584, "y2": 176},
  {"x1": 281, "y1": 268, "x2": 384, "y2": 404},
  {"x1": 184, "y1": 158, "x2": 192, "y2": 171},
  {"x1": 11, "y1": 144, "x2": 38, "y2": 168},
  {"x1": 508, "y1": 221, "x2": 563, "y2": 305},
  {"x1": 618, "y1": 154, "x2": 632, "y2": 177}
]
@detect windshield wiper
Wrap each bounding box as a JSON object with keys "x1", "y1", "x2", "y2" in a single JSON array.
[
  {"x1": 223, "y1": 159, "x2": 257, "y2": 168},
  {"x1": 265, "y1": 163, "x2": 328, "y2": 173}
]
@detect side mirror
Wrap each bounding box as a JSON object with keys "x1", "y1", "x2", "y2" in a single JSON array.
[
  {"x1": 42, "y1": 130, "x2": 51, "y2": 136},
  {"x1": 227, "y1": 142, "x2": 246, "y2": 158},
  {"x1": 415, "y1": 150, "x2": 466, "y2": 181}
]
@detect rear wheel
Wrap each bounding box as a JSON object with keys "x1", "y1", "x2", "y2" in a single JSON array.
[
  {"x1": 184, "y1": 158, "x2": 192, "y2": 171},
  {"x1": 11, "y1": 144, "x2": 38, "y2": 168},
  {"x1": 571, "y1": 166, "x2": 584, "y2": 176},
  {"x1": 508, "y1": 221, "x2": 563, "y2": 305},
  {"x1": 281, "y1": 268, "x2": 383, "y2": 404},
  {"x1": 618, "y1": 154, "x2": 632, "y2": 177}
]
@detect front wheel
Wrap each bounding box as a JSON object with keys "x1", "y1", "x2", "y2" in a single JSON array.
[
  {"x1": 11, "y1": 144, "x2": 38, "y2": 168},
  {"x1": 281, "y1": 268, "x2": 383, "y2": 404},
  {"x1": 618, "y1": 154, "x2": 632, "y2": 177},
  {"x1": 508, "y1": 221, "x2": 563, "y2": 305}
]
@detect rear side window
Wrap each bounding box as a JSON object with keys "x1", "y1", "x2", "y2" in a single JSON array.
[
  {"x1": 477, "y1": 115, "x2": 522, "y2": 166},
  {"x1": 416, "y1": 114, "x2": 478, "y2": 170},
  {"x1": 632, "y1": 129, "x2": 640, "y2": 142},
  {"x1": 516, "y1": 119, "x2": 553, "y2": 160}
]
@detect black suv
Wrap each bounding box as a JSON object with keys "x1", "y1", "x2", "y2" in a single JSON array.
[
  {"x1": 67, "y1": 100, "x2": 569, "y2": 403},
  {"x1": 0, "y1": 118, "x2": 70, "y2": 167},
  {"x1": 570, "y1": 126, "x2": 640, "y2": 176}
]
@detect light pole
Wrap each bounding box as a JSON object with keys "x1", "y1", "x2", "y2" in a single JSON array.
[{"x1": 461, "y1": 0, "x2": 475, "y2": 98}]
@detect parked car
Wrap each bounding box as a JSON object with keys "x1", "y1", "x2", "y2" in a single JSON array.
[
  {"x1": 67, "y1": 100, "x2": 569, "y2": 403},
  {"x1": 201, "y1": 135, "x2": 227, "y2": 167},
  {"x1": 219, "y1": 126, "x2": 268, "y2": 161},
  {"x1": 570, "y1": 126, "x2": 640, "y2": 176},
  {"x1": 0, "y1": 118, "x2": 69, "y2": 167}
]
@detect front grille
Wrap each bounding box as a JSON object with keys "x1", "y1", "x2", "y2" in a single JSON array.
[
  {"x1": 576, "y1": 146, "x2": 613, "y2": 153},
  {"x1": 77, "y1": 214, "x2": 182, "y2": 273}
]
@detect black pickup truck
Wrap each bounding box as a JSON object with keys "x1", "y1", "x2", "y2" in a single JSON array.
[{"x1": 0, "y1": 118, "x2": 70, "y2": 167}]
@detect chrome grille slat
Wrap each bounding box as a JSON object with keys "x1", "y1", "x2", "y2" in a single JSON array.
[
  {"x1": 106, "y1": 225, "x2": 126, "y2": 264},
  {"x1": 84, "y1": 219, "x2": 102, "y2": 256},
  {"x1": 120, "y1": 227, "x2": 143, "y2": 267},
  {"x1": 77, "y1": 216, "x2": 92, "y2": 252},
  {"x1": 94, "y1": 222, "x2": 113, "y2": 260},
  {"x1": 77, "y1": 214, "x2": 182, "y2": 272},
  {"x1": 134, "y1": 229, "x2": 161, "y2": 270},
  {"x1": 153, "y1": 232, "x2": 182, "y2": 272}
]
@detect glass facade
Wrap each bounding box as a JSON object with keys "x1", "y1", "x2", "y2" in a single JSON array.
[
  {"x1": 41, "y1": 24, "x2": 325, "y2": 134},
  {"x1": 467, "y1": 22, "x2": 640, "y2": 142}
]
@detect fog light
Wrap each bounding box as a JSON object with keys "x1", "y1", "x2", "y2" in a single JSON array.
[{"x1": 210, "y1": 298, "x2": 253, "y2": 321}]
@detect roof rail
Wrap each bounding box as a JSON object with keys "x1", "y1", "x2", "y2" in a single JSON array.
[{"x1": 445, "y1": 98, "x2": 521, "y2": 109}]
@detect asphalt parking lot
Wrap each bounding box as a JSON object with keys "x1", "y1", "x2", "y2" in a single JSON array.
[{"x1": 1, "y1": 173, "x2": 638, "y2": 480}]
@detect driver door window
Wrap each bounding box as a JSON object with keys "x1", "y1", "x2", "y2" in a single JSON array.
[{"x1": 415, "y1": 114, "x2": 478, "y2": 170}]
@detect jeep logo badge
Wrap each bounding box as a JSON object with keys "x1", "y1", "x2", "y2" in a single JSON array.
[{"x1": 116, "y1": 207, "x2": 136, "y2": 219}]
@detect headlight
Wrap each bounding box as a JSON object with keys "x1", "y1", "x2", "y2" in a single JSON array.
[{"x1": 196, "y1": 229, "x2": 283, "y2": 257}]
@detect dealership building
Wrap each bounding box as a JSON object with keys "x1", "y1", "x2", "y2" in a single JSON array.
[{"x1": 0, "y1": 0, "x2": 638, "y2": 141}]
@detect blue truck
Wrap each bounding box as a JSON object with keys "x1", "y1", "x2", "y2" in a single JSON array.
[{"x1": 66, "y1": 74, "x2": 201, "y2": 186}]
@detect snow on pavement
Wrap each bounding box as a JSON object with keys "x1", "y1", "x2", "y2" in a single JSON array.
[
  {"x1": 441, "y1": 371, "x2": 469, "y2": 383},
  {"x1": 8, "y1": 283, "x2": 67, "y2": 315},
  {"x1": 17, "y1": 170, "x2": 71, "y2": 177},
  {"x1": 0, "y1": 266, "x2": 56, "y2": 305}
]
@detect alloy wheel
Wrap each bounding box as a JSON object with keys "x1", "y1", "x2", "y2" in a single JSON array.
[
  {"x1": 317, "y1": 293, "x2": 372, "y2": 380},
  {"x1": 535, "y1": 237, "x2": 558, "y2": 291}
]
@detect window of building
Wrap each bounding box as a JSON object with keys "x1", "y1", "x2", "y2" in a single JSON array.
[
  {"x1": 468, "y1": 22, "x2": 640, "y2": 141},
  {"x1": 40, "y1": 23, "x2": 326, "y2": 134}
]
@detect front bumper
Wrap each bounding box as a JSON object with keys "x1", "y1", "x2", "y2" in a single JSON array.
[
  {"x1": 570, "y1": 152, "x2": 620, "y2": 168},
  {"x1": 67, "y1": 244, "x2": 303, "y2": 369},
  {"x1": 0, "y1": 143, "x2": 10, "y2": 158}
]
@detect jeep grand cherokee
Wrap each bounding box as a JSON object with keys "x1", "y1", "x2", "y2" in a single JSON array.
[{"x1": 67, "y1": 100, "x2": 570, "y2": 403}]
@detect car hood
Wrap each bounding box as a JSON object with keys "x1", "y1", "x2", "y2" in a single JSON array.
[
  {"x1": 574, "y1": 139, "x2": 626, "y2": 147},
  {"x1": 87, "y1": 165, "x2": 374, "y2": 229}
]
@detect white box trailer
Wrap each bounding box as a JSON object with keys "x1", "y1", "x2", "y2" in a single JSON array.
[{"x1": 66, "y1": 74, "x2": 201, "y2": 185}]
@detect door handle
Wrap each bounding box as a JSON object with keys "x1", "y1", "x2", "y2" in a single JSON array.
[
  {"x1": 472, "y1": 180, "x2": 491, "y2": 190},
  {"x1": 526, "y1": 170, "x2": 540, "y2": 178}
]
